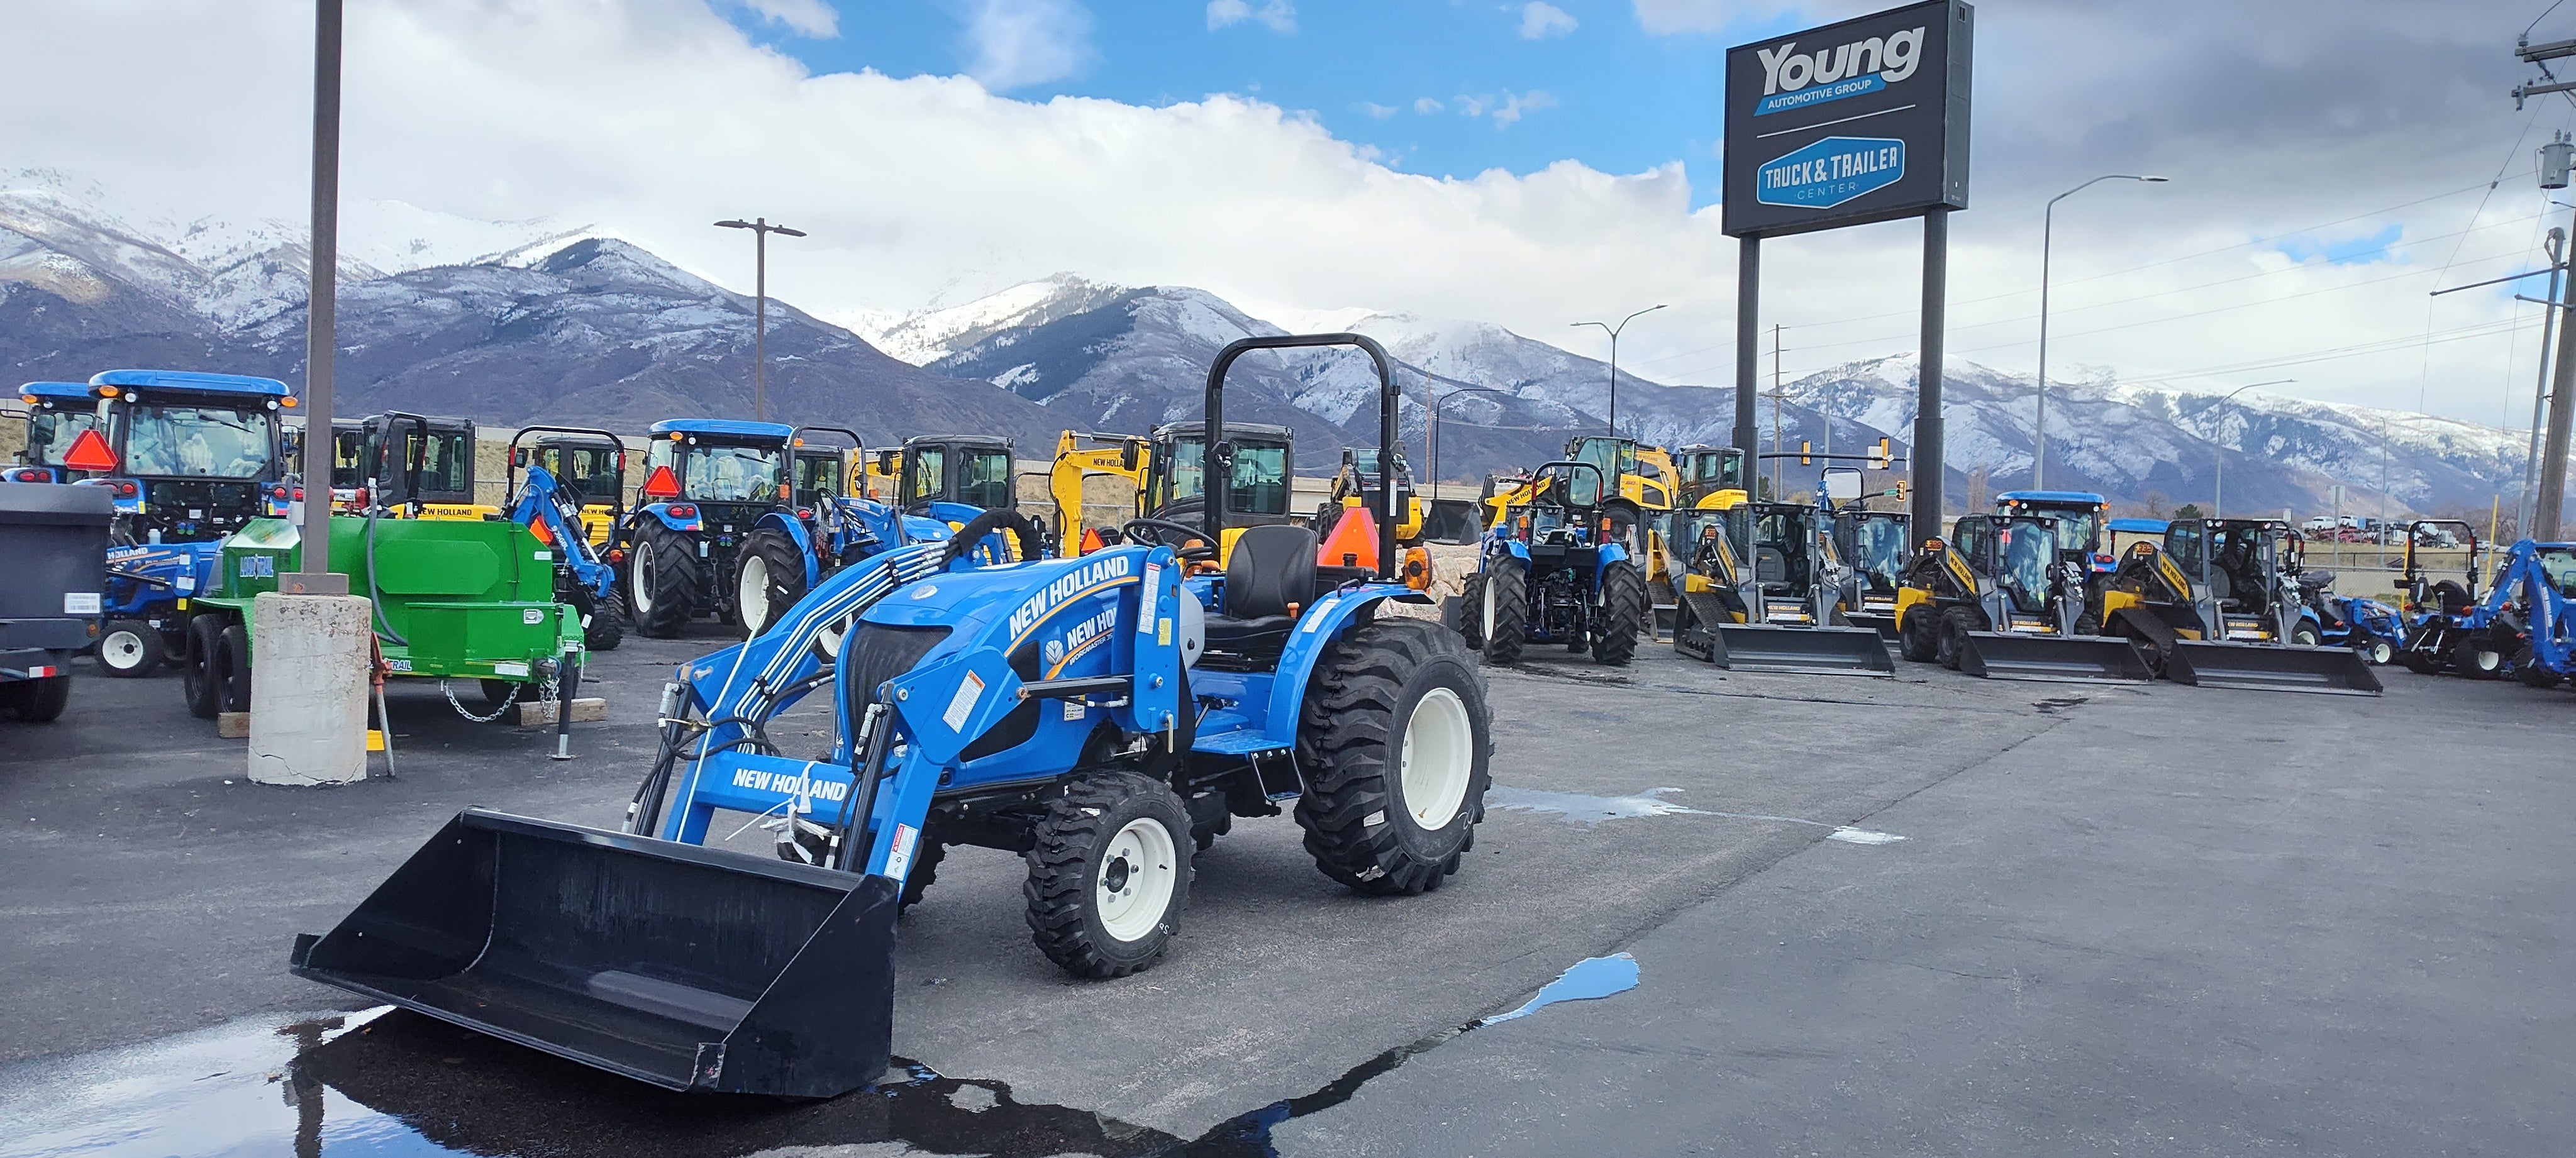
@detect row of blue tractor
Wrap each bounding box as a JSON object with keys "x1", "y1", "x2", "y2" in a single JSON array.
[
  {"x1": 2389, "y1": 521, "x2": 2576, "y2": 688},
  {"x1": 290, "y1": 333, "x2": 1493, "y2": 1097}
]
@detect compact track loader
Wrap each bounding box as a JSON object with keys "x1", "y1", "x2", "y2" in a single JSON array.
[
  {"x1": 2097, "y1": 517, "x2": 2382, "y2": 694},
  {"x1": 1894, "y1": 514, "x2": 2151, "y2": 684},
  {"x1": 291, "y1": 334, "x2": 1491, "y2": 1098},
  {"x1": 1670, "y1": 500, "x2": 1892, "y2": 675}
]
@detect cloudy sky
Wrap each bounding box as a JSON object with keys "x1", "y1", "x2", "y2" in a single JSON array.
[{"x1": 5, "y1": 0, "x2": 2571, "y2": 427}]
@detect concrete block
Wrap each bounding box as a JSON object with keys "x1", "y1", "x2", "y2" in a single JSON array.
[
  {"x1": 214, "y1": 712, "x2": 251, "y2": 740},
  {"x1": 247, "y1": 593, "x2": 373, "y2": 786},
  {"x1": 514, "y1": 697, "x2": 606, "y2": 727}
]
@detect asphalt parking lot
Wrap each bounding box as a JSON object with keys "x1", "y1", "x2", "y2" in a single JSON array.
[{"x1": 2, "y1": 624, "x2": 2570, "y2": 1156}]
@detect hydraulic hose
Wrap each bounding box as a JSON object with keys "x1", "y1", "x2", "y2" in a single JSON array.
[{"x1": 363, "y1": 504, "x2": 408, "y2": 645}]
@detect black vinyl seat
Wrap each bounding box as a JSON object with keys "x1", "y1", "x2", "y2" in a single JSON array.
[{"x1": 1202, "y1": 524, "x2": 1318, "y2": 659}]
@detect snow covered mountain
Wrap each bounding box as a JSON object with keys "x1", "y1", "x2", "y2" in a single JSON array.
[{"x1": 0, "y1": 185, "x2": 1060, "y2": 444}]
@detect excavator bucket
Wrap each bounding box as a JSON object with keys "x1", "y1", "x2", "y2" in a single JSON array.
[
  {"x1": 1958, "y1": 632, "x2": 2154, "y2": 684},
  {"x1": 1709, "y1": 622, "x2": 1894, "y2": 676},
  {"x1": 2165, "y1": 640, "x2": 2384, "y2": 695},
  {"x1": 290, "y1": 809, "x2": 900, "y2": 1097}
]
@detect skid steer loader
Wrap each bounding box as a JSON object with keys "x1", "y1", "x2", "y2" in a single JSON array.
[
  {"x1": 2097, "y1": 517, "x2": 2382, "y2": 695},
  {"x1": 1670, "y1": 499, "x2": 1892, "y2": 675},
  {"x1": 290, "y1": 333, "x2": 1492, "y2": 1098},
  {"x1": 1893, "y1": 513, "x2": 2152, "y2": 683}
]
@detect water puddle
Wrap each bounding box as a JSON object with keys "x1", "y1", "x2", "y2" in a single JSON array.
[
  {"x1": 1479, "y1": 953, "x2": 1640, "y2": 1024},
  {"x1": 1487, "y1": 786, "x2": 1905, "y2": 845},
  {"x1": 1, "y1": 953, "x2": 1648, "y2": 1158}
]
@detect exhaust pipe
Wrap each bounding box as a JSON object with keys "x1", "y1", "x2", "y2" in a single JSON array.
[
  {"x1": 2165, "y1": 641, "x2": 2385, "y2": 695},
  {"x1": 1958, "y1": 632, "x2": 2153, "y2": 684},
  {"x1": 291, "y1": 810, "x2": 900, "y2": 1097}
]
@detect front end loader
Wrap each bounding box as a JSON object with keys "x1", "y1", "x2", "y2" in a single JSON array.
[
  {"x1": 1894, "y1": 514, "x2": 2151, "y2": 684},
  {"x1": 2097, "y1": 517, "x2": 2382, "y2": 695},
  {"x1": 1670, "y1": 501, "x2": 1892, "y2": 675},
  {"x1": 290, "y1": 333, "x2": 1492, "y2": 1099}
]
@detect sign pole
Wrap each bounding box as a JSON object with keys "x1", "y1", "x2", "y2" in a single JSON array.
[
  {"x1": 1913, "y1": 207, "x2": 1948, "y2": 545},
  {"x1": 1735, "y1": 237, "x2": 1760, "y2": 467},
  {"x1": 287, "y1": 0, "x2": 347, "y2": 597}
]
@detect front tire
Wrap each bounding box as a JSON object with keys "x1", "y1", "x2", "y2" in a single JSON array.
[
  {"x1": 735, "y1": 527, "x2": 809, "y2": 639},
  {"x1": 2516, "y1": 646, "x2": 2564, "y2": 689},
  {"x1": 1294, "y1": 619, "x2": 1492, "y2": 896},
  {"x1": 2362, "y1": 639, "x2": 2394, "y2": 666},
  {"x1": 1898, "y1": 602, "x2": 1939, "y2": 663},
  {"x1": 626, "y1": 522, "x2": 699, "y2": 639},
  {"x1": 1024, "y1": 771, "x2": 1192, "y2": 978},
  {"x1": 1592, "y1": 560, "x2": 1645, "y2": 666},
  {"x1": 96, "y1": 619, "x2": 164, "y2": 678},
  {"x1": 1936, "y1": 607, "x2": 1980, "y2": 671},
  {"x1": 1480, "y1": 563, "x2": 1528, "y2": 666},
  {"x1": 2289, "y1": 622, "x2": 2321, "y2": 647}
]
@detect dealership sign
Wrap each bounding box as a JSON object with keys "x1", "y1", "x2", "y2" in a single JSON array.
[{"x1": 1723, "y1": 0, "x2": 1972, "y2": 238}]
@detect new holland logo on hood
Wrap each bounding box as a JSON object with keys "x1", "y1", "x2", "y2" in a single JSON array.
[
  {"x1": 1008, "y1": 554, "x2": 1136, "y2": 642},
  {"x1": 1754, "y1": 25, "x2": 1925, "y2": 116}
]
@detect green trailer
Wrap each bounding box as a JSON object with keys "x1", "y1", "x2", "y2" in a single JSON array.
[{"x1": 177, "y1": 514, "x2": 585, "y2": 722}]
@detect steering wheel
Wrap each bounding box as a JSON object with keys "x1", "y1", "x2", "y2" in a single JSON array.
[{"x1": 1120, "y1": 517, "x2": 1221, "y2": 563}]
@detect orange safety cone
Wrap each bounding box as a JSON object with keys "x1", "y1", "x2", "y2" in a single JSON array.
[{"x1": 1317, "y1": 502, "x2": 1380, "y2": 571}]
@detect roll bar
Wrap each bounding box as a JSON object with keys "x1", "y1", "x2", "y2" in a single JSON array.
[{"x1": 1205, "y1": 333, "x2": 1399, "y2": 581}]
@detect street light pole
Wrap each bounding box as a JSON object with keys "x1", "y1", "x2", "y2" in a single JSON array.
[
  {"x1": 287, "y1": 0, "x2": 347, "y2": 595},
  {"x1": 2211, "y1": 378, "x2": 2292, "y2": 519},
  {"x1": 1573, "y1": 304, "x2": 1667, "y2": 438},
  {"x1": 2036, "y1": 174, "x2": 2168, "y2": 489},
  {"x1": 1430, "y1": 385, "x2": 1513, "y2": 503},
  {"x1": 715, "y1": 218, "x2": 806, "y2": 422}
]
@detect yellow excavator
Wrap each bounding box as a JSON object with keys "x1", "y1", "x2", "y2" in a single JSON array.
[
  {"x1": 1046, "y1": 430, "x2": 1154, "y2": 554},
  {"x1": 1042, "y1": 422, "x2": 1296, "y2": 565}
]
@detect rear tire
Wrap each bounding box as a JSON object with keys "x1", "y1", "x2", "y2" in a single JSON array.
[
  {"x1": 2399, "y1": 648, "x2": 2443, "y2": 676},
  {"x1": 9, "y1": 673, "x2": 71, "y2": 722},
  {"x1": 1480, "y1": 563, "x2": 1528, "y2": 666},
  {"x1": 626, "y1": 522, "x2": 699, "y2": 639},
  {"x1": 735, "y1": 527, "x2": 809, "y2": 639},
  {"x1": 1936, "y1": 607, "x2": 1979, "y2": 671},
  {"x1": 214, "y1": 624, "x2": 253, "y2": 714},
  {"x1": 182, "y1": 615, "x2": 223, "y2": 720},
  {"x1": 1898, "y1": 602, "x2": 1939, "y2": 663},
  {"x1": 2453, "y1": 634, "x2": 2503, "y2": 680},
  {"x1": 1294, "y1": 618, "x2": 1491, "y2": 896},
  {"x1": 1455, "y1": 573, "x2": 1485, "y2": 649},
  {"x1": 1024, "y1": 771, "x2": 1191, "y2": 978},
  {"x1": 96, "y1": 619, "x2": 164, "y2": 678},
  {"x1": 1592, "y1": 560, "x2": 1645, "y2": 666}
]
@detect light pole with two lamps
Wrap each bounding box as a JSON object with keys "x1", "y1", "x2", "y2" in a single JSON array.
[
  {"x1": 715, "y1": 218, "x2": 806, "y2": 422},
  {"x1": 2035, "y1": 174, "x2": 2168, "y2": 488},
  {"x1": 1573, "y1": 304, "x2": 1667, "y2": 438}
]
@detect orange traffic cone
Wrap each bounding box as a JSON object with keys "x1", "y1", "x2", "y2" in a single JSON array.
[{"x1": 1317, "y1": 502, "x2": 1380, "y2": 571}]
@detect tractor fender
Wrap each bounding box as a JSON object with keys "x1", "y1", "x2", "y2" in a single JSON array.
[
  {"x1": 753, "y1": 509, "x2": 824, "y2": 590},
  {"x1": 899, "y1": 513, "x2": 955, "y2": 544},
  {"x1": 1489, "y1": 539, "x2": 1533, "y2": 567},
  {"x1": 635, "y1": 502, "x2": 702, "y2": 533},
  {"x1": 1258, "y1": 585, "x2": 1418, "y2": 747},
  {"x1": 1593, "y1": 540, "x2": 1631, "y2": 580}
]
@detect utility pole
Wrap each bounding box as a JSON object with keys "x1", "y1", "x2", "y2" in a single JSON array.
[
  {"x1": 2517, "y1": 40, "x2": 2576, "y2": 536},
  {"x1": 285, "y1": 0, "x2": 346, "y2": 596},
  {"x1": 1770, "y1": 324, "x2": 1786, "y2": 498},
  {"x1": 2521, "y1": 225, "x2": 2566, "y2": 536},
  {"x1": 715, "y1": 218, "x2": 806, "y2": 423}
]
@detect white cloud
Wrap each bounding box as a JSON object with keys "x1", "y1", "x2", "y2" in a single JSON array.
[
  {"x1": 1456, "y1": 90, "x2": 1558, "y2": 128},
  {"x1": 952, "y1": 0, "x2": 1095, "y2": 91},
  {"x1": 1357, "y1": 101, "x2": 1399, "y2": 119},
  {"x1": 1413, "y1": 96, "x2": 1445, "y2": 114},
  {"x1": 1207, "y1": 0, "x2": 1297, "y2": 34},
  {"x1": 1519, "y1": 2, "x2": 1577, "y2": 40},
  {"x1": 723, "y1": 0, "x2": 837, "y2": 38},
  {"x1": 0, "y1": 0, "x2": 2558, "y2": 425}
]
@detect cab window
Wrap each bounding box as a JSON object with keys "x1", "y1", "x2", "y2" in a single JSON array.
[
  {"x1": 958, "y1": 449, "x2": 1013, "y2": 510},
  {"x1": 906, "y1": 445, "x2": 947, "y2": 505}
]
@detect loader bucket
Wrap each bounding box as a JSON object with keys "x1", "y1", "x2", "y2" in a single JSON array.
[
  {"x1": 2165, "y1": 640, "x2": 2385, "y2": 695},
  {"x1": 1709, "y1": 623, "x2": 1895, "y2": 676},
  {"x1": 1958, "y1": 632, "x2": 2154, "y2": 684},
  {"x1": 290, "y1": 809, "x2": 900, "y2": 1097}
]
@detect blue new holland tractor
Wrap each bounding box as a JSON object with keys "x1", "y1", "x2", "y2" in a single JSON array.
[
  {"x1": 733, "y1": 426, "x2": 956, "y2": 638},
  {"x1": 8, "y1": 381, "x2": 99, "y2": 483},
  {"x1": 620, "y1": 418, "x2": 800, "y2": 637},
  {"x1": 1460, "y1": 459, "x2": 1648, "y2": 666},
  {"x1": 291, "y1": 334, "x2": 1493, "y2": 1098}
]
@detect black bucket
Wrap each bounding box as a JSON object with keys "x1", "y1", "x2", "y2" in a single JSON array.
[
  {"x1": 1959, "y1": 632, "x2": 2154, "y2": 684},
  {"x1": 2166, "y1": 641, "x2": 2385, "y2": 695},
  {"x1": 291, "y1": 810, "x2": 899, "y2": 1097},
  {"x1": 1709, "y1": 623, "x2": 1895, "y2": 676}
]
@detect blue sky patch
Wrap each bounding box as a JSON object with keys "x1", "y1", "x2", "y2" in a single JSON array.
[{"x1": 2274, "y1": 223, "x2": 2404, "y2": 266}]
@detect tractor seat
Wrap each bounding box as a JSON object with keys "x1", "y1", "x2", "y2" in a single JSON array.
[
  {"x1": 1201, "y1": 524, "x2": 1318, "y2": 658},
  {"x1": 2296, "y1": 570, "x2": 2336, "y2": 590}
]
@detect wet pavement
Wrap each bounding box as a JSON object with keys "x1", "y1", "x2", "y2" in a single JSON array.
[{"x1": 4, "y1": 622, "x2": 2569, "y2": 1155}]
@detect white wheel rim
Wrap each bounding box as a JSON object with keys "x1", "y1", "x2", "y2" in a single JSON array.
[
  {"x1": 102, "y1": 629, "x2": 146, "y2": 670},
  {"x1": 740, "y1": 553, "x2": 771, "y2": 634},
  {"x1": 630, "y1": 543, "x2": 655, "y2": 615},
  {"x1": 1096, "y1": 817, "x2": 1177, "y2": 943},
  {"x1": 1401, "y1": 687, "x2": 1474, "y2": 829},
  {"x1": 1481, "y1": 571, "x2": 1498, "y2": 639},
  {"x1": 2371, "y1": 642, "x2": 2392, "y2": 664},
  {"x1": 812, "y1": 614, "x2": 849, "y2": 661}
]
